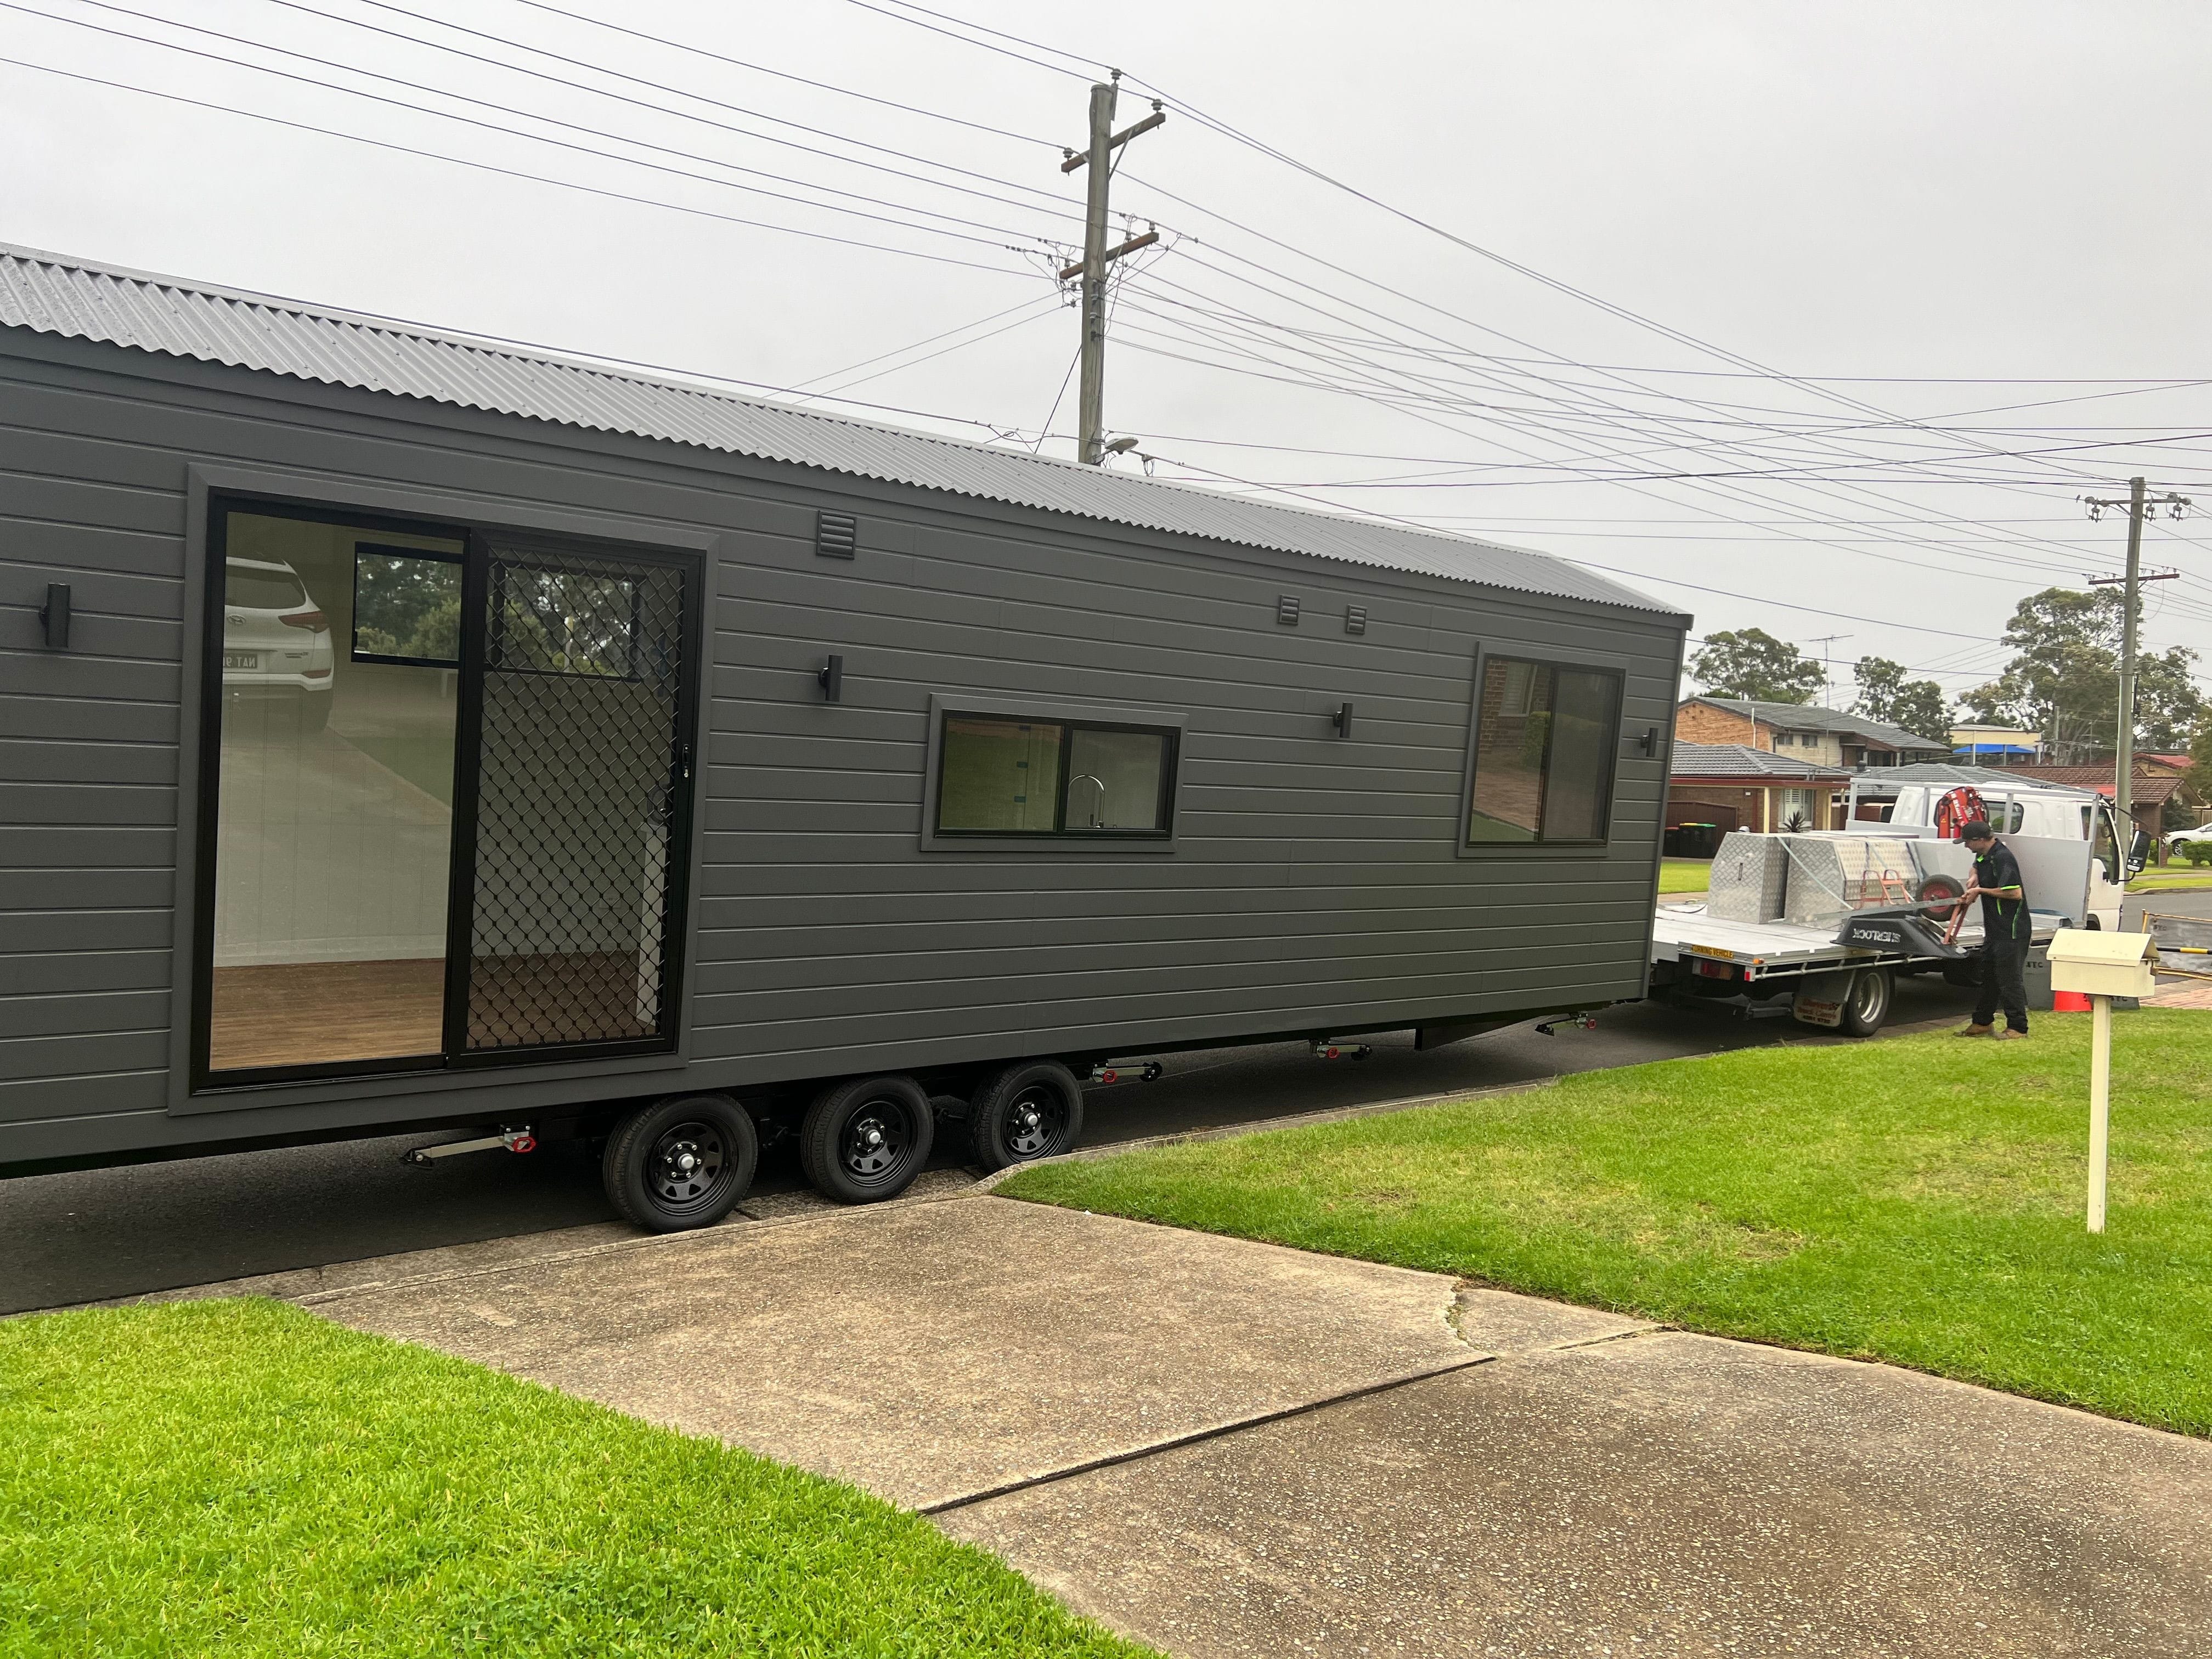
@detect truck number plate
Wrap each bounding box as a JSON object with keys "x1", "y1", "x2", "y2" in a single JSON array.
[{"x1": 223, "y1": 652, "x2": 259, "y2": 670}]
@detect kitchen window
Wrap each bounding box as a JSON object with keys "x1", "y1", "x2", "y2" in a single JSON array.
[
  {"x1": 932, "y1": 710, "x2": 1178, "y2": 838},
  {"x1": 1465, "y1": 655, "x2": 1623, "y2": 845}
]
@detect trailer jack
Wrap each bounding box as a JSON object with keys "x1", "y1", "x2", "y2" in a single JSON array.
[
  {"x1": 1088, "y1": 1061, "x2": 1165, "y2": 1085},
  {"x1": 1534, "y1": 1015, "x2": 1600, "y2": 1036},
  {"x1": 403, "y1": 1125, "x2": 537, "y2": 1166}
]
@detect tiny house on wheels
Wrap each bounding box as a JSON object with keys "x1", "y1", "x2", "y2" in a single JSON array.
[{"x1": 0, "y1": 247, "x2": 1688, "y2": 1229}]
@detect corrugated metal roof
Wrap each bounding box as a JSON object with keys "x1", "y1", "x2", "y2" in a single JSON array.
[{"x1": 0, "y1": 244, "x2": 1680, "y2": 617}]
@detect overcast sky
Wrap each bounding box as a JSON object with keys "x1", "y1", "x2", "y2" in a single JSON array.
[{"x1": 7, "y1": 0, "x2": 2210, "y2": 709}]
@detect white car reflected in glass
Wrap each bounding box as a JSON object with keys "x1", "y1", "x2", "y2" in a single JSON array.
[{"x1": 223, "y1": 557, "x2": 334, "y2": 732}]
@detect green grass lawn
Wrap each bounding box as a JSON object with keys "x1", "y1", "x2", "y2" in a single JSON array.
[
  {"x1": 2131, "y1": 866, "x2": 2212, "y2": 891},
  {"x1": 1006, "y1": 1011, "x2": 2212, "y2": 1436},
  {"x1": 0, "y1": 1299, "x2": 1152, "y2": 1659},
  {"x1": 1658, "y1": 857, "x2": 1712, "y2": 894}
]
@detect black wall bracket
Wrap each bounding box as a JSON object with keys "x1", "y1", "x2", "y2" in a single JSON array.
[
  {"x1": 1333, "y1": 701, "x2": 1355, "y2": 739},
  {"x1": 38, "y1": 582, "x2": 70, "y2": 648},
  {"x1": 817, "y1": 653, "x2": 844, "y2": 702},
  {"x1": 1631, "y1": 724, "x2": 1659, "y2": 757}
]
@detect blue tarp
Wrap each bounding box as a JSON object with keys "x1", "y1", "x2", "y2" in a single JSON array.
[{"x1": 1953, "y1": 743, "x2": 2037, "y2": 757}]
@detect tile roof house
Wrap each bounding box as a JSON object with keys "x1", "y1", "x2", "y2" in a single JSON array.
[
  {"x1": 1666, "y1": 741, "x2": 1852, "y2": 842},
  {"x1": 1675, "y1": 696, "x2": 1949, "y2": 770}
]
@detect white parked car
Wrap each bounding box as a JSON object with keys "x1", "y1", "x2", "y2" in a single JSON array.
[
  {"x1": 222, "y1": 557, "x2": 334, "y2": 732},
  {"x1": 2166, "y1": 825, "x2": 2212, "y2": 858}
]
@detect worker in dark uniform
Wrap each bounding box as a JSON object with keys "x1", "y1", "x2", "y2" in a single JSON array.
[{"x1": 1955, "y1": 819, "x2": 2030, "y2": 1040}]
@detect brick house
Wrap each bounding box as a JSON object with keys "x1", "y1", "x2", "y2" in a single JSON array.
[
  {"x1": 1667, "y1": 741, "x2": 1853, "y2": 840},
  {"x1": 1675, "y1": 697, "x2": 1949, "y2": 770}
]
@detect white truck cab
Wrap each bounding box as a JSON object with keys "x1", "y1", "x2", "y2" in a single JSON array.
[{"x1": 1845, "y1": 769, "x2": 2129, "y2": 930}]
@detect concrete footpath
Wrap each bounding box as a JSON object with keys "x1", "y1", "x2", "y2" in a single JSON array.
[{"x1": 306, "y1": 1192, "x2": 2212, "y2": 1658}]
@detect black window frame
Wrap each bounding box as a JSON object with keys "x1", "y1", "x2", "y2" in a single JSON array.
[
  {"x1": 1460, "y1": 651, "x2": 1627, "y2": 850},
  {"x1": 189, "y1": 490, "x2": 704, "y2": 1093},
  {"x1": 932, "y1": 709, "x2": 1180, "y2": 840}
]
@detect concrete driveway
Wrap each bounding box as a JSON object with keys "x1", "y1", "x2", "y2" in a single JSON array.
[{"x1": 302, "y1": 1191, "x2": 2212, "y2": 1659}]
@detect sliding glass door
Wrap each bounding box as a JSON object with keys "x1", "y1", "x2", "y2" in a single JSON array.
[{"x1": 195, "y1": 501, "x2": 699, "y2": 1088}]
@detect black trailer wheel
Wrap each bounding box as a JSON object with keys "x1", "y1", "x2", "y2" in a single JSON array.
[
  {"x1": 602, "y1": 1093, "x2": 758, "y2": 1232},
  {"x1": 799, "y1": 1075, "x2": 935, "y2": 1204},
  {"x1": 967, "y1": 1060, "x2": 1086, "y2": 1172},
  {"x1": 1838, "y1": 967, "x2": 1893, "y2": 1038}
]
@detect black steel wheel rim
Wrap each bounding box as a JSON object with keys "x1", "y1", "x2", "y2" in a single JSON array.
[
  {"x1": 647, "y1": 1120, "x2": 728, "y2": 1214},
  {"x1": 1003, "y1": 1084, "x2": 1069, "y2": 1159},
  {"x1": 840, "y1": 1098, "x2": 914, "y2": 1184}
]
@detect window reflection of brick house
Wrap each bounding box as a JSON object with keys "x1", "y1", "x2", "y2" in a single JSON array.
[
  {"x1": 1471, "y1": 659, "x2": 1547, "y2": 834},
  {"x1": 1667, "y1": 741, "x2": 1852, "y2": 843}
]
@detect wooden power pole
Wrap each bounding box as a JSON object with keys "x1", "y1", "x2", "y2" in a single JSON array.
[
  {"x1": 1060, "y1": 75, "x2": 1163, "y2": 464},
  {"x1": 2084, "y1": 477, "x2": 2188, "y2": 831}
]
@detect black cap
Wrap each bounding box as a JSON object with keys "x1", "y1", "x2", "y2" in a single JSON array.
[{"x1": 1960, "y1": 819, "x2": 1994, "y2": 842}]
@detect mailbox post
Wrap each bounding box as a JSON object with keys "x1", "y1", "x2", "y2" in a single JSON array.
[{"x1": 2045, "y1": 929, "x2": 2160, "y2": 1233}]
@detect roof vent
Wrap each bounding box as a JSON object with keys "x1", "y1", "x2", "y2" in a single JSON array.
[{"x1": 816, "y1": 510, "x2": 858, "y2": 560}]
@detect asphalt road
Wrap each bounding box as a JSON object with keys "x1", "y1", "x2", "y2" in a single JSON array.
[{"x1": 5, "y1": 887, "x2": 2203, "y2": 1316}]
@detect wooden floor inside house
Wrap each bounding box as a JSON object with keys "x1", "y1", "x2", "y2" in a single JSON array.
[
  {"x1": 209, "y1": 958, "x2": 444, "y2": 1071},
  {"x1": 207, "y1": 953, "x2": 657, "y2": 1071}
]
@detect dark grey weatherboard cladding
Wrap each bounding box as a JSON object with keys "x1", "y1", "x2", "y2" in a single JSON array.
[{"x1": 0, "y1": 247, "x2": 1685, "y2": 1171}]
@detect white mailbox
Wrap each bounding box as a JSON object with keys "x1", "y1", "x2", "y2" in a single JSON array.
[{"x1": 2047, "y1": 929, "x2": 2159, "y2": 999}]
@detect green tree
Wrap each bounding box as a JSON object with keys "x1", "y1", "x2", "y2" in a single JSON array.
[
  {"x1": 1689, "y1": 628, "x2": 1824, "y2": 703},
  {"x1": 2134, "y1": 647, "x2": 2205, "y2": 752},
  {"x1": 2185, "y1": 721, "x2": 2212, "y2": 814},
  {"x1": 1963, "y1": 587, "x2": 2203, "y2": 762},
  {"x1": 1852, "y1": 656, "x2": 1950, "y2": 743}
]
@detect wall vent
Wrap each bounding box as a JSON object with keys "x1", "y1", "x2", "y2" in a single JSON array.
[
  {"x1": 1345, "y1": 605, "x2": 1368, "y2": 636},
  {"x1": 816, "y1": 510, "x2": 858, "y2": 559},
  {"x1": 1276, "y1": 595, "x2": 1300, "y2": 627}
]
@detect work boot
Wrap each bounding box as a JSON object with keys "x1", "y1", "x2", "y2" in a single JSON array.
[
  {"x1": 1993, "y1": 1028, "x2": 2027, "y2": 1042},
  {"x1": 1954, "y1": 1023, "x2": 1993, "y2": 1037}
]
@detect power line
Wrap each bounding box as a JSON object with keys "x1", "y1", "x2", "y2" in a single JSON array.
[
  {"x1": 496, "y1": 0, "x2": 1062, "y2": 149},
  {"x1": 0, "y1": 54, "x2": 1041, "y2": 278},
  {"x1": 839, "y1": 0, "x2": 1101, "y2": 82},
  {"x1": 253, "y1": 0, "x2": 1087, "y2": 221},
  {"x1": 10, "y1": 1, "x2": 1069, "y2": 251},
  {"x1": 816, "y1": 0, "x2": 2203, "y2": 603},
  {"x1": 786, "y1": 292, "x2": 1060, "y2": 393},
  {"x1": 796, "y1": 296, "x2": 1063, "y2": 400}
]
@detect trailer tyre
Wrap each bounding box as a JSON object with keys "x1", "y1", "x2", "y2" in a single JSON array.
[
  {"x1": 800, "y1": 1075, "x2": 935, "y2": 1204},
  {"x1": 602, "y1": 1094, "x2": 757, "y2": 1232},
  {"x1": 966, "y1": 1060, "x2": 1086, "y2": 1172},
  {"x1": 1838, "y1": 967, "x2": 1893, "y2": 1037}
]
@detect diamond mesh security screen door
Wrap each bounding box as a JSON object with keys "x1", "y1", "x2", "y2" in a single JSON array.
[{"x1": 453, "y1": 538, "x2": 697, "y2": 1058}]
